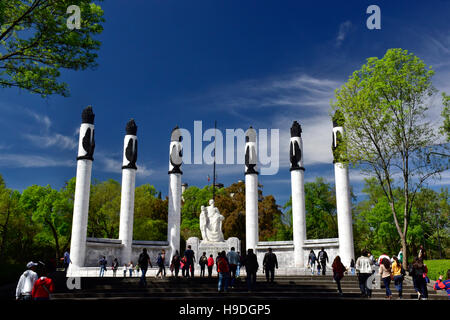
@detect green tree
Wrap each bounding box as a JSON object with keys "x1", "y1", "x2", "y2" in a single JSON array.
[
  {"x1": 332, "y1": 48, "x2": 448, "y2": 267},
  {"x1": 281, "y1": 177, "x2": 339, "y2": 240},
  {"x1": 354, "y1": 178, "x2": 404, "y2": 257},
  {"x1": 19, "y1": 184, "x2": 72, "y2": 260},
  {"x1": 181, "y1": 185, "x2": 224, "y2": 241},
  {"x1": 0, "y1": 175, "x2": 21, "y2": 263},
  {"x1": 441, "y1": 92, "x2": 450, "y2": 142},
  {"x1": 133, "y1": 184, "x2": 168, "y2": 241},
  {"x1": 0, "y1": 0, "x2": 104, "y2": 96},
  {"x1": 87, "y1": 179, "x2": 121, "y2": 238}
]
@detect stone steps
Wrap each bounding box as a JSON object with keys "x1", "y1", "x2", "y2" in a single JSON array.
[{"x1": 49, "y1": 273, "x2": 447, "y2": 300}]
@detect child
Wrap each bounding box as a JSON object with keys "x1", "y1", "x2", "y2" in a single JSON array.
[
  {"x1": 317, "y1": 261, "x2": 321, "y2": 275},
  {"x1": 123, "y1": 264, "x2": 128, "y2": 277},
  {"x1": 128, "y1": 261, "x2": 134, "y2": 277}
]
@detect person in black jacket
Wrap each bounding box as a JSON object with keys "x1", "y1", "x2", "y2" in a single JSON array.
[
  {"x1": 138, "y1": 248, "x2": 152, "y2": 287},
  {"x1": 263, "y1": 248, "x2": 278, "y2": 283},
  {"x1": 184, "y1": 245, "x2": 196, "y2": 278},
  {"x1": 243, "y1": 249, "x2": 259, "y2": 292},
  {"x1": 317, "y1": 248, "x2": 329, "y2": 275}
]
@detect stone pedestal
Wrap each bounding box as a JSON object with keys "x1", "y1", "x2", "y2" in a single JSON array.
[{"x1": 186, "y1": 237, "x2": 241, "y2": 264}]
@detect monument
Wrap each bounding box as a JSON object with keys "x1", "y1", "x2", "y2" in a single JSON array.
[
  {"x1": 66, "y1": 107, "x2": 352, "y2": 276},
  {"x1": 187, "y1": 198, "x2": 240, "y2": 264}
]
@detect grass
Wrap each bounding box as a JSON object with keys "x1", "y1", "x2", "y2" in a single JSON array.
[{"x1": 424, "y1": 259, "x2": 450, "y2": 281}]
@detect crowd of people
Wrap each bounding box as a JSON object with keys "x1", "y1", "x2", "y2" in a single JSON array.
[
  {"x1": 353, "y1": 245, "x2": 450, "y2": 300},
  {"x1": 134, "y1": 246, "x2": 276, "y2": 292},
  {"x1": 15, "y1": 244, "x2": 450, "y2": 300}
]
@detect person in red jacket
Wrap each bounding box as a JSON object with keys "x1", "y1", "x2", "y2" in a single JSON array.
[
  {"x1": 32, "y1": 275, "x2": 55, "y2": 300},
  {"x1": 217, "y1": 251, "x2": 230, "y2": 292},
  {"x1": 207, "y1": 254, "x2": 215, "y2": 278},
  {"x1": 332, "y1": 255, "x2": 346, "y2": 296}
]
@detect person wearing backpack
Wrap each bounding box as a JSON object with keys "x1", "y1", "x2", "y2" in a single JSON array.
[
  {"x1": 217, "y1": 251, "x2": 230, "y2": 292},
  {"x1": 308, "y1": 250, "x2": 317, "y2": 275},
  {"x1": 32, "y1": 273, "x2": 55, "y2": 301},
  {"x1": 138, "y1": 248, "x2": 152, "y2": 287},
  {"x1": 317, "y1": 248, "x2": 329, "y2": 275},
  {"x1": 207, "y1": 254, "x2": 215, "y2": 278},
  {"x1": 156, "y1": 249, "x2": 166, "y2": 279},
  {"x1": 199, "y1": 252, "x2": 208, "y2": 277}
]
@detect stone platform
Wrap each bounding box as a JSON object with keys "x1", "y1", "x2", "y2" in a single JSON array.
[{"x1": 186, "y1": 237, "x2": 241, "y2": 262}]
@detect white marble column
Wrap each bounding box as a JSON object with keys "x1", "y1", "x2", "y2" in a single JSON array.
[
  {"x1": 245, "y1": 127, "x2": 258, "y2": 251},
  {"x1": 289, "y1": 121, "x2": 306, "y2": 267},
  {"x1": 168, "y1": 126, "x2": 183, "y2": 261},
  {"x1": 70, "y1": 106, "x2": 95, "y2": 268},
  {"x1": 334, "y1": 161, "x2": 354, "y2": 267},
  {"x1": 119, "y1": 119, "x2": 138, "y2": 265},
  {"x1": 332, "y1": 112, "x2": 355, "y2": 267}
]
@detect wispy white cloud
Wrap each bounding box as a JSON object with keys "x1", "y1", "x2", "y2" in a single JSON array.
[
  {"x1": 23, "y1": 133, "x2": 78, "y2": 150},
  {"x1": 94, "y1": 151, "x2": 154, "y2": 178},
  {"x1": 0, "y1": 154, "x2": 74, "y2": 168},
  {"x1": 336, "y1": 21, "x2": 352, "y2": 47}
]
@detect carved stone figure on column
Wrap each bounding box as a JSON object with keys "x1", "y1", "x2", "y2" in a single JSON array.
[
  {"x1": 199, "y1": 205, "x2": 209, "y2": 242},
  {"x1": 245, "y1": 126, "x2": 258, "y2": 175},
  {"x1": 77, "y1": 106, "x2": 95, "y2": 161},
  {"x1": 169, "y1": 126, "x2": 183, "y2": 174},
  {"x1": 122, "y1": 119, "x2": 138, "y2": 169}
]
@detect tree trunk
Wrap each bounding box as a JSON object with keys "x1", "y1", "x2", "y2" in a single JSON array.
[
  {"x1": 46, "y1": 218, "x2": 60, "y2": 261},
  {"x1": 0, "y1": 204, "x2": 11, "y2": 264}
]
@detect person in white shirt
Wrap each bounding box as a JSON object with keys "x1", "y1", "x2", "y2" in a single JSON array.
[
  {"x1": 355, "y1": 250, "x2": 374, "y2": 298},
  {"x1": 16, "y1": 261, "x2": 39, "y2": 300}
]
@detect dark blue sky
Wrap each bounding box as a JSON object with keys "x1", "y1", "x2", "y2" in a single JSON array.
[{"x1": 1, "y1": 0, "x2": 449, "y2": 206}]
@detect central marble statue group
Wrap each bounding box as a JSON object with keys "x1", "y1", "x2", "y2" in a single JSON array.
[{"x1": 199, "y1": 199, "x2": 225, "y2": 243}]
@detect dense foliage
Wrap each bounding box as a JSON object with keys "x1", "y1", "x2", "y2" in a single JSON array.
[{"x1": 0, "y1": 0, "x2": 104, "y2": 96}]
